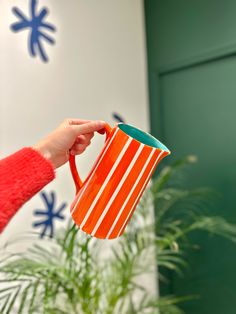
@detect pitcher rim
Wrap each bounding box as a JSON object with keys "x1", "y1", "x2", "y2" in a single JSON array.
[{"x1": 117, "y1": 123, "x2": 170, "y2": 153}]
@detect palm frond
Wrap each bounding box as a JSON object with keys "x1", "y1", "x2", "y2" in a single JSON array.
[{"x1": 1, "y1": 155, "x2": 236, "y2": 314}]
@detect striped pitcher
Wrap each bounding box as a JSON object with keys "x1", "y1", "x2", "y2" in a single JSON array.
[{"x1": 69, "y1": 123, "x2": 170, "y2": 239}]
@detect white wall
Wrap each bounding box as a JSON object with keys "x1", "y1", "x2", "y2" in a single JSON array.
[{"x1": 0, "y1": 0, "x2": 157, "y2": 299}]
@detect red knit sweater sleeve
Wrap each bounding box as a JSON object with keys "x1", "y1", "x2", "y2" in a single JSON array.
[{"x1": 0, "y1": 147, "x2": 55, "y2": 233}]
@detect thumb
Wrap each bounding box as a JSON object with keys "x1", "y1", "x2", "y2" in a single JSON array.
[{"x1": 71, "y1": 120, "x2": 106, "y2": 135}]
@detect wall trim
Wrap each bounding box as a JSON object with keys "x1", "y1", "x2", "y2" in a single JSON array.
[
  {"x1": 150, "y1": 41, "x2": 236, "y2": 146},
  {"x1": 157, "y1": 41, "x2": 236, "y2": 76}
]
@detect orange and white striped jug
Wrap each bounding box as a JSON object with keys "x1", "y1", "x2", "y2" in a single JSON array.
[{"x1": 69, "y1": 123, "x2": 170, "y2": 239}]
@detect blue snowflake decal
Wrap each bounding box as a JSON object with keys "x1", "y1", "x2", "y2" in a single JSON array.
[
  {"x1": 10, "y1": 0, "x2": 56, "y2": 62},
  {"x1": 112, "y1": 112, "x2": 126, "y2": 123},
  {"x1": 33, "y1": 191, "x2": 66, "y2": 238}
]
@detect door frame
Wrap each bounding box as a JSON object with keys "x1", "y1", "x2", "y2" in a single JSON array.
[{"x1": 148, "y1": 41, "x2": 236, "y2": 141}]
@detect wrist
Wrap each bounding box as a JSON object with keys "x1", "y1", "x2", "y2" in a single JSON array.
[{"x1": 32, "y1": 143, "x2": 56, "y2": 169}]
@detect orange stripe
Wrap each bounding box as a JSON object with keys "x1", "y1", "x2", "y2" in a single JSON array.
[
  {"x1": 72, "y1": 129, "x2": 128, "y2": 225},
  {"x1": 83, "y1": 140, "x2": 141, "y2": 234},
  {"x1": 94, "y1": 145, "x2": 153, "y2": 238},
  {"x1": 118, "y1": 150, "x2": 169, "y2": 237},
  {"x1": 83, "y1": 128, "x2": 117, "y2": 185},
  {"x1": 108, "y1": 149, "x2": 161, "y2": 239},
  {"x1": 70, "y1": 127, "x2": 117, "y2": 212}
]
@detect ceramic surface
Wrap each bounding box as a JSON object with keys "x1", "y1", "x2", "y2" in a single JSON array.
[{"x1": 69, "y1": 123, "x2": 170, "y2": 239}]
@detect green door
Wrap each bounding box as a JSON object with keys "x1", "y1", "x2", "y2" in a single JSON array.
[{"x1": 145, "y1": 1, "x2": 236, "y2": 313}]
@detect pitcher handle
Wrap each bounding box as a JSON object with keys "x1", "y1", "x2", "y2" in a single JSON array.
[{"x1": 69, "y1": 123, "x2": 112, "y2": 194}]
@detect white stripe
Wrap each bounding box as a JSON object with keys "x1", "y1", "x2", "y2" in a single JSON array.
[
  {"x1": 106, "y1": 148, "x2": 156, "y2": 238},
  {"x1": 71, "y1": 128, "x2": 119, "y2": 215},
  {"x1": 80, "y1": 137, "x2": 133, "y2": 229},
  {"x1": 117, "y1": 150, "x2": 165, "y2": 237},
  {"x1": 91, "y1": 143, "x2": 145, "y2": 236}
]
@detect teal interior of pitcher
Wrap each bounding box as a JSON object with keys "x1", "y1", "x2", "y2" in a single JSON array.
[{"x1": 118, "y1": 123, "x2": 170, "y2": 152}]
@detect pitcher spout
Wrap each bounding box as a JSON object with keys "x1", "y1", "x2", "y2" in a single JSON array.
[{"x1": 118, "y1": 123, "x2": 170, "y2": 155}]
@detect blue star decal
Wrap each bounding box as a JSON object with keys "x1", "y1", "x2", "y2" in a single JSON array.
[
  {"x1": 10, "y1": 0, "x2": 56, "y2": 62},
  {"x1": 33, "y1": 191, "x2": 66, "y2": 238}
]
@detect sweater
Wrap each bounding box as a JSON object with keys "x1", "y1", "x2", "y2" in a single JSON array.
[{"x1": 0, "y1": 148, "x2": 55, "y2": 233}]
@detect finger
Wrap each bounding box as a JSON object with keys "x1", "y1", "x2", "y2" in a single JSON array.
[
  {"x1": 70, "y1": 148, "x2": 86, "y2": 155},
  {"x1": 61, "y1": 119, "x2": 92, "y2": 127},
  {"x1": 72, "y1": 142, "x2": 86, "y2": 150},
  {"x1": 70, "y1": 143, "x2": 87, "y2": 155},
  {"x1": 68, "y1": 119, "x2": 91, "y2": 125},
  {"x1": 76, "y1": 133, "x2": 94, "y2": 144},
  {"x1": 76, "y1": 136, "x2": 91, "y2": 146},
  {"x1": 72, "y1": 121, "x2": 106, "y2": 135}
]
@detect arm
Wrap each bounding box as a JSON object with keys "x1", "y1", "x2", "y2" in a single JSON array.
[
  {"x1": 0, "y1": 148, "x2": 55, "y2": 232},
  {"x1": 0, "y1": 119, "x2": 105, "y2": 233}
]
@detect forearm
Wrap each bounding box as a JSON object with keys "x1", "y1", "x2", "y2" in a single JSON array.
[{"x1": 0, "y1": 147, "x2": 55, "y2": 233}]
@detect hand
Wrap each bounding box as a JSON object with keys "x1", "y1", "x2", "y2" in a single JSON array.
[{"x1": 33, "y1": 119, "x2": 106, "y2": 169}]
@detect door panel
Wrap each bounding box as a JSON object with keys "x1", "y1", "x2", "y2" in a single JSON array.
[
  {"x1": 145, "y1": 0, "x2": 236, "y2": 68},
  {"x1": 145, "y1": 1, "x2": 236, "y2": 313},
  {"x1": 160, "y1": 57, "x2": 236, "y2": 314},
  {"x1": 162, "y1": 57, "x2": 236, "y2": 190}
]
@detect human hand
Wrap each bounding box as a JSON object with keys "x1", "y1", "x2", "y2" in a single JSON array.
[{"x1": 33, "y1": 119, "x2": 106, "y2": 169}]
